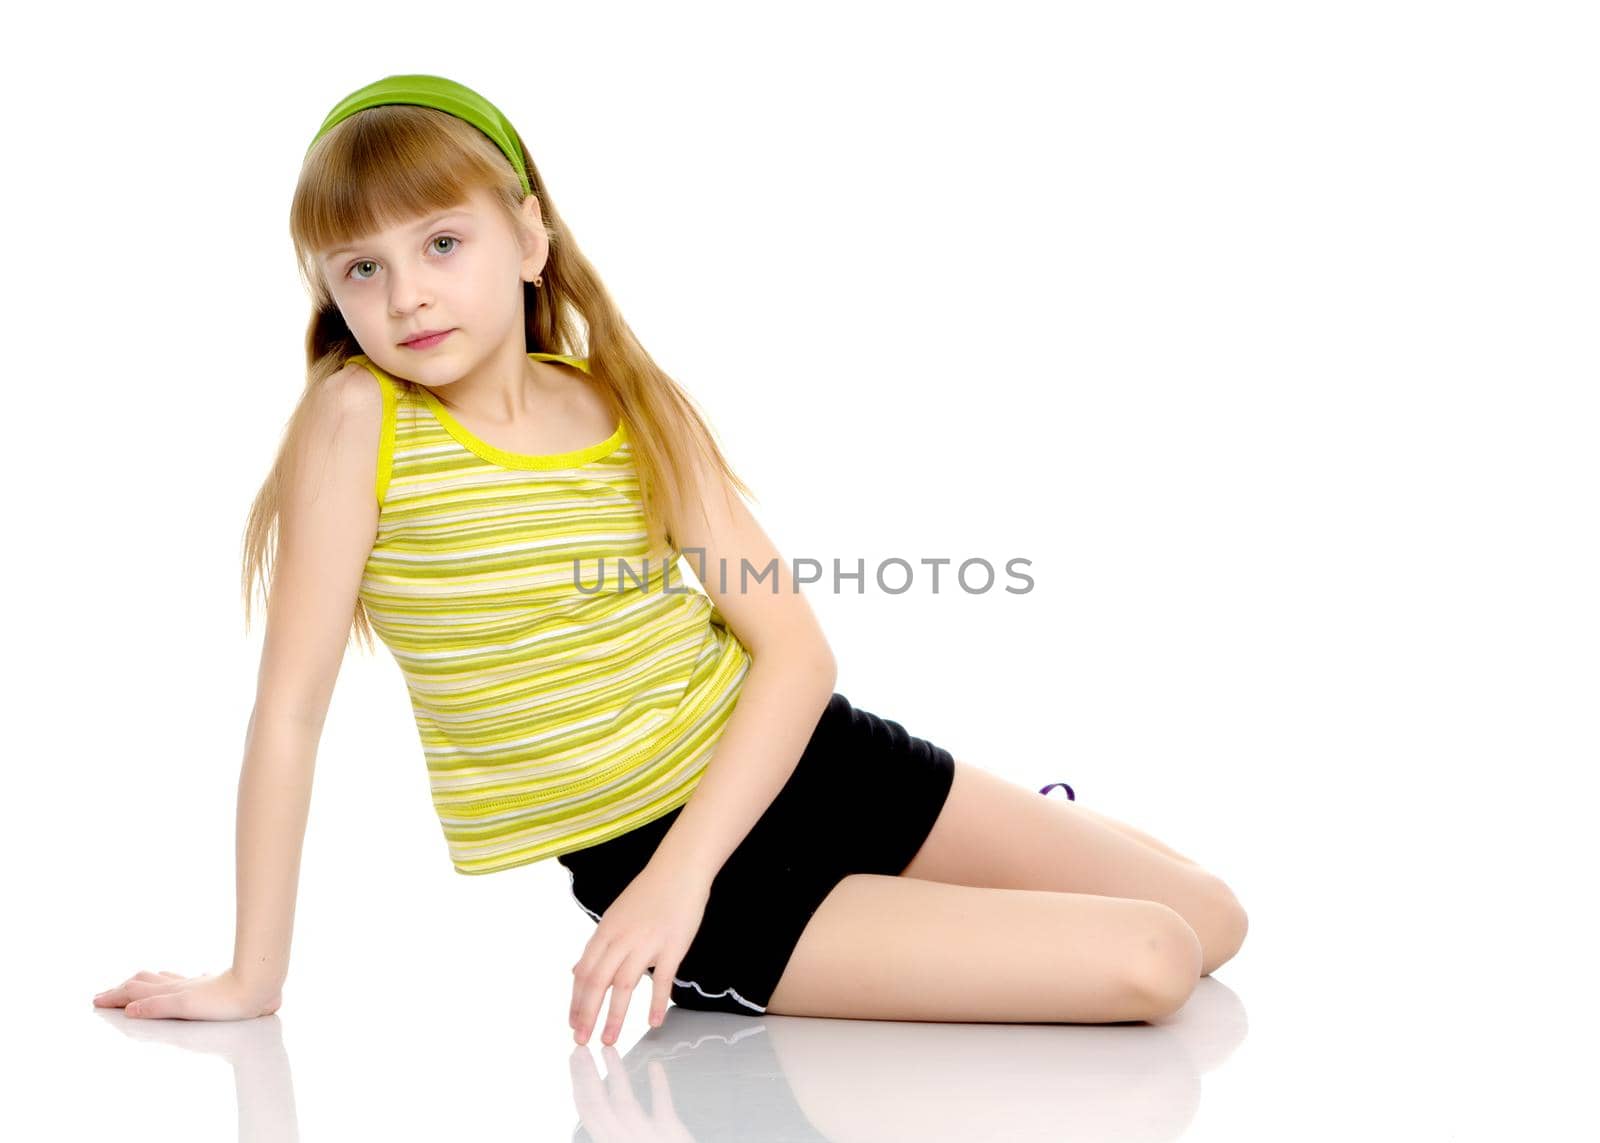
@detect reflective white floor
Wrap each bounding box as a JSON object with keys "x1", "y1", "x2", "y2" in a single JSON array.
[{"x1": 47, "y1": 817, "x2": 1595, "y2": 1143}]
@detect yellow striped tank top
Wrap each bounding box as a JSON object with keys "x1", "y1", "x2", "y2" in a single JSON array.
[{"x1": 348, "y1": 350, "x2": 752, "y2": 875}]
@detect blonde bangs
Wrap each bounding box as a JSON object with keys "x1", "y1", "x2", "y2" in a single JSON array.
[{"x1": 289, "y1": 105, "x2": 520, "y2": 302}]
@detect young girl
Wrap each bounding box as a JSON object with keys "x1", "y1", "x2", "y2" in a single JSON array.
[{"x1": 91, "y1": 74, "x2": 1246, "y2": 1043}]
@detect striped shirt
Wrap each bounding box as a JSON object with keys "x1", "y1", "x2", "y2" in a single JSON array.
[{"x1": 347, "y1": 351, "x2": 752, "y2": 875}]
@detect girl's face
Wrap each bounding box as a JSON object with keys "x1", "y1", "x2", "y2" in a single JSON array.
[{"x1": 318, "y1": 185, "x2": 546, "y2": 383}]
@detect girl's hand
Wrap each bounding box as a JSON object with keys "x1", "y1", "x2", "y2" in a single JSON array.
[
  {"x1": 91, "y1": 968, "x2": 283, "y2": 1021},
  {"x1": 570, "y1": 861, "x2": 710, "y2": 1046}
]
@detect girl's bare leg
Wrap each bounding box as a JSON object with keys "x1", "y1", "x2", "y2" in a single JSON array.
[
  {"x1": 765, "y1": 873, "x2": 1202, "y2": 1023},
  {"x1": 1071, "y1": 802, "x2": 1202, "y2": 867},
  {"x1": 902, "y1": 762, "x2": 1248, "y2": 977}
]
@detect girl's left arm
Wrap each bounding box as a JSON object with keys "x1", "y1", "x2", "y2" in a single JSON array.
[
  {"x1": 645, "y1": 449, "x2": 839, "y2": 884},
  {"x1": 567, "y1": 446, "x2": 837, "y2": 1043}
]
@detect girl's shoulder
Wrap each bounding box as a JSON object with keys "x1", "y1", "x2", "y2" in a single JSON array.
[
  {"x1": 332, "y1": 355, "x2": 393, "y2": 407},
  {"x1": 322, "y1": 358, "x2": 394, "y2": 506},
  {"x1": 342, "y1": 352, "x2": 390, "y2": 386}
]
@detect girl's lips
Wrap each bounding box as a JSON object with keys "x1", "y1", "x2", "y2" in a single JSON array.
[{"x1": 402, "y1": 329, "x2": 454, "y2": 349}]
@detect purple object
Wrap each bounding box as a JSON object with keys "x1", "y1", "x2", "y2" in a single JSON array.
[{"x1": 1038, "y1": 782, "x2": 1076, "y2": 800}]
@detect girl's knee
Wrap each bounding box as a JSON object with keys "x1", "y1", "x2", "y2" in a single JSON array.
[{"x1": 1129, "y1": 904, "x2": 1204, "y2": 1016}]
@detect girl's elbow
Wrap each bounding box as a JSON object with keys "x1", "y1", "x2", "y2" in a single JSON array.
[
  {"x1": 805, "y1": 639, "x2": 838, "y2": 689},
  {"x1": 748, "y1": 633, "x2": 835, "y2": 682}
]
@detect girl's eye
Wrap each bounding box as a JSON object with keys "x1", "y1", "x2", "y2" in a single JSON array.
[{"x1": 345, "y1": 235, "x2": 461, "y2": 281}]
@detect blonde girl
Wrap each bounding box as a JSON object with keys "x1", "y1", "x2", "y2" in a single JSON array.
[{"x1": 91, "y1": 74, "x2": 1247, "y2": 1045}]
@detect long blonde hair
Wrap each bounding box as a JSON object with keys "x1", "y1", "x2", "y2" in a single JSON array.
[{"x1": 242, "y1": 104, "x2": 753, "y2": 652}]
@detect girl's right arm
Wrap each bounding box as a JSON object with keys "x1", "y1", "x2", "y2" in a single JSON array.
[{"x1": 93, "y1": 364, "x2": 384, "y2": 1020}]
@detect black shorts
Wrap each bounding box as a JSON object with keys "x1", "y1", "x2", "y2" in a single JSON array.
[{"x1": 556, "y1": 691, "x2": 957, "y2": 1016}]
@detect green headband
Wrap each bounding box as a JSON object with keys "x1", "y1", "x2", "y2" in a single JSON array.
[{"x1": 306, "y1": 73, "x2": 532, "y2": 198}]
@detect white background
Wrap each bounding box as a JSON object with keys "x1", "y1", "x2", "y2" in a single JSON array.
[{"x1": 6, "y1": 1, "x2": 1596, "y2": 1139}]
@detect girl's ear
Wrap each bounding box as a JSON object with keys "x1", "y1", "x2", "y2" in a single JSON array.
[{"x1": 517, "y1": 193, "x2": 549, "y2": 282}]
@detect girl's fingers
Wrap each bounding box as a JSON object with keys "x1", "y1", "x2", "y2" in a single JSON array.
[
  {"x1": 128, "y1": 991, "x2": 180, "y2": 1019},
  {"x1": 93, "y1": 973, "x2": 143, "y2": 1001},
  {"x1": 573, "y1": 941, "x2": 633, "y2": 1045},
  {"x1": 569, "y1": 933, "x2": 613, "y2": 1034},
  {"x1": 648, "y1": 959, "x2": 677, "y2": 1028},
  {"x1": 93, "y1": 971, "x2": 196, "y2": 1007},
  {"x1": 99, "y1": 976, "x2": 188, "y2": 1006},
  {"x1": 599, "y1": 950, "x2": 655, "y2": 1046}
]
